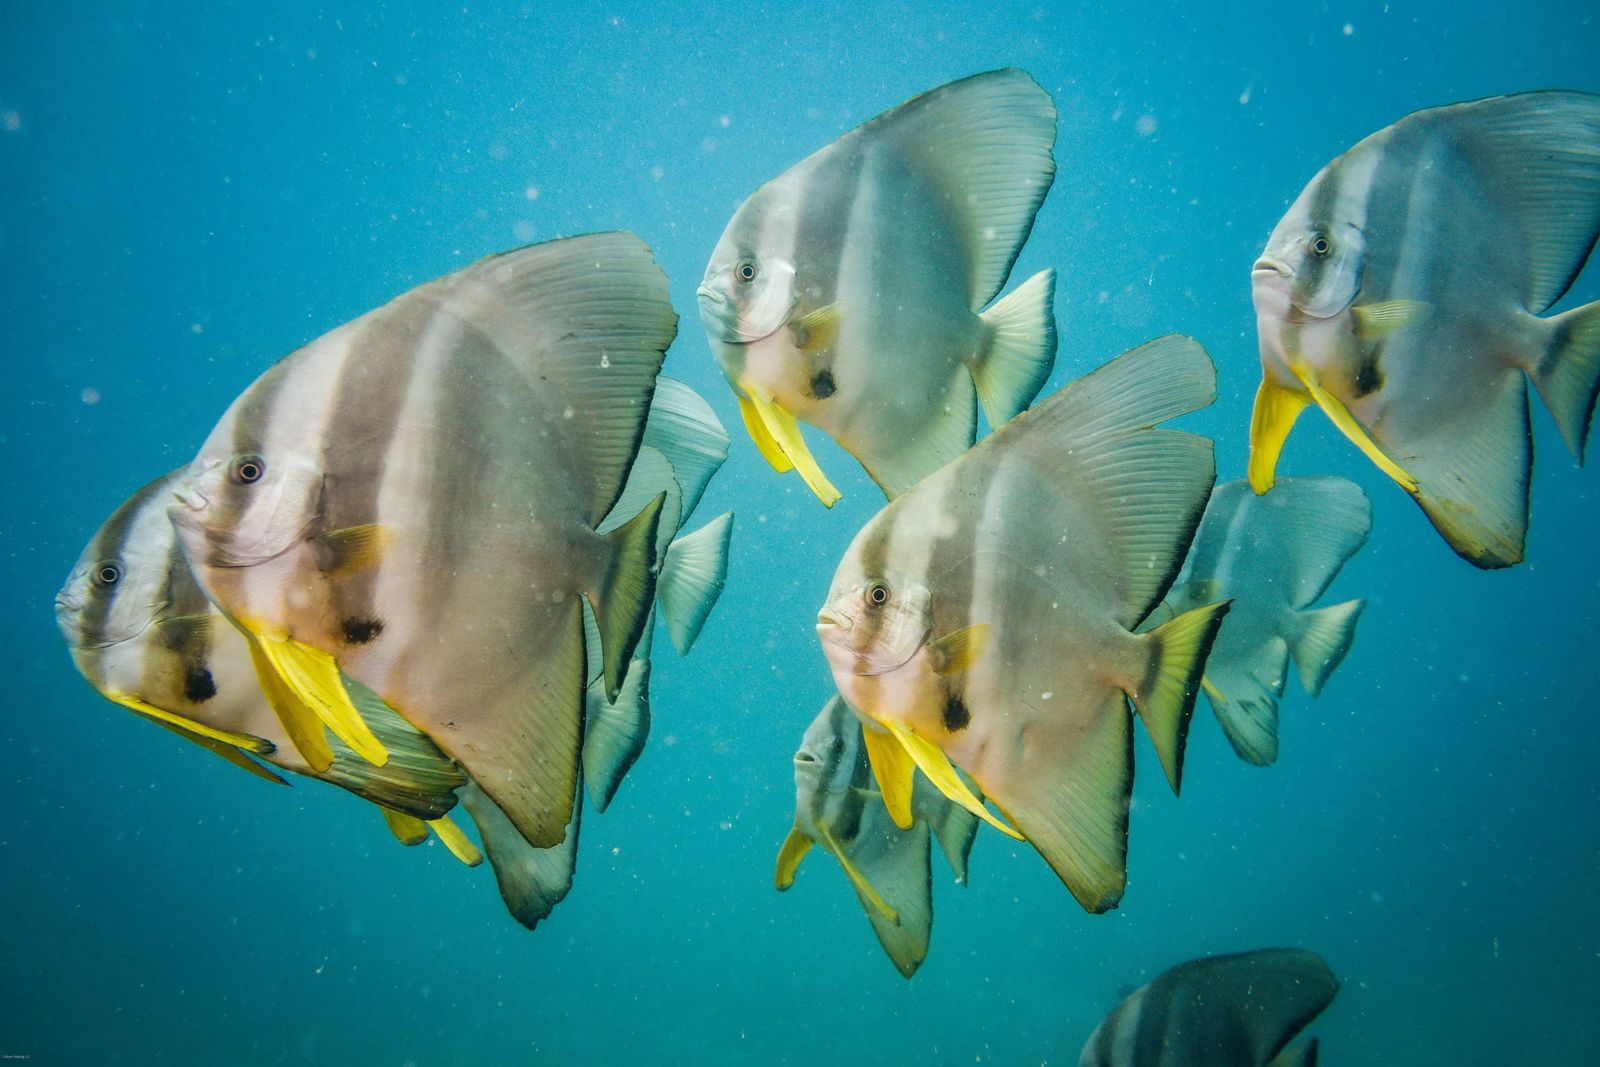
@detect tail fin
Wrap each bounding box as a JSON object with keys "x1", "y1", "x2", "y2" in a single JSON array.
[
  {"x1": 973, "y1": 268, "x2": 1057, "y2": 428},
  {"x1": 1203, "y1": 670, "x2": 1285, "y2": 768},
  {"x1": 657, "y1": 512, "x2": 734, "y2": 655},
  {"x1": 1531, "y1": 299, "x2": 1600, "y2": 461},
  {"x1": 1290, "y1": 599, "x2": 1365, "y2": 697},
  {"x1": 592, "y1": 491, "x2": 665, "y2": 702},
  {"x1": 1130, "y1": 600, "x2": 1231, "y2": 795},
  {"x1": 644, "y1": 378, "x2": 730, "y2": 522}
]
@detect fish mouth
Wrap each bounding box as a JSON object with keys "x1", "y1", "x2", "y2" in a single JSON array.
[
  {"x1": 170, "y1": 481, "x2": 210, "y2": 515},
  {"x1": 1250, "y1": 256, "x2": 1292, "y2": 281},
  {"x1": 816, "y1": 606, "x2": 853, "y2": 633}
]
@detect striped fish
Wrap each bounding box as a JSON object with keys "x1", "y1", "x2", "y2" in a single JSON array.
[
  {"x1": 816, "y1": 336, "x2": 1229, "y2": 913},
  {"x1": 1078, "y1": 949, "x2": 1338, "y2": 1067},
  {"x1": 56, "y1": 377, "x2": 735, "y2": 927},
  {"x1": 170, "y1": 233, "x2": 678, "y2": 851},
  {"x1": 699, "y1": 67, "x2": 1059, "y2": 505},
  {"x1": 774, "y1": 694, "x2": 977, "y2": 978},
  {"x1": 1249, "y1": 91, "x2": 1600, "y2": 568},
  {"x1": 1142, "y1": 478, "x2": 1370, "y2": 767}
]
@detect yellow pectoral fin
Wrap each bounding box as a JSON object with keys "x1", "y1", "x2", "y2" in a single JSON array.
[
  {"x1": 132, "y1": 711, "x2": 290, "y2": 787},
  {"x1": 775, "y1": 825, "x2": 814, "y2": 890},
  {"x1": 884, "y1": 720, "x2": 1023, "y2": 841},
  {"x1": 244, "y1": 634, "x2": 335, "y2": 773},
  {"x1": 737, "y1": 394, "x2": 795, "y2": 474},
  {"x1": 427, "y1": 816, "x2": 483, "y2": 867},
  {"x1": 108, "y1": 692, "x2": 276, "y2": 755},
  {"x1": 815, "y1": 824, "x2": 898, "y2": 926},
  {"x1": 860, "y1": 724, "x2": 916, "y2": 830},
  {"x1": 1351, "y1": 300, "x2": 1430, "y2": 340},
  {"x1": 791, "y1": 303, "x2": 843, "y2": 353},
  {"x1": 745, "y1": 390, "x2": 842, "y2": 507},
  {"x1": 1248, "y1": 377, "x2": 1311, "y2": 494},
  {"x1": 314, "y1": 524, "x2": 394, "y2": 577},
  {"x1": 381, "y1": 806, "x2": 429, "y2": 846},
  {"x1": 248, "y1": 627, "x2": 389, "y2": 767},
  {"x1": 1290, "y1": 365, "x2": 1420, "y2": 494},
  {"x1": 927, "y1": 624, "x2": 991, "y2": 675}
]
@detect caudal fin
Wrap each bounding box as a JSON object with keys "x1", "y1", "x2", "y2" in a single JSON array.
[
  {"x1": 1130, "y1": 600, "x2": 1231, "y2": 795},
  {"x1": 1290, "y1": 599, "x2": 1365, "y2": 697},
  {"x1": 1531, "y1": 299, "x2": 1600, "y2": 461},
  {"x1": 657, "y1": 512, "x2": 734, "y2": 655},
  {"x1": 973, "y1": 268, "x2": 1057, "y2": 429}
]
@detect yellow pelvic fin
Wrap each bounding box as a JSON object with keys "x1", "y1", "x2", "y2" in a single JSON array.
[
  {"x1": 243, "y1": 633, "x2": 335, "y2": 772},
  {"x1": 108, "y1": 691, "x2": 276, "y2": 755},
  {"x1": 860, "y1": 724, "x2": 916, "y2": 830},
  {"x1": 744, "y1": 388, "x2": 842, "y2": 507},
  {"x1": 927, "y1": 624, "x2": 991, "y2": 675},
  {"x1": 427, "y1": 816, "x2": 484, "y2": 867},
  {"x1": 1200, "y1": 676, "x2": 1227, "y2": 707},
  {"x1": 1290, "y1": 365, "x2": 1420, "y2": 494},
  {"x1": 381, "y1": 806, "x2": 429, "y2": 846},
  {"x1": 1351, "y1": 299, "x2": 1431, "y2": 340},
  {"x1": 247, "y1": 626, "x2": 389, "y2": 767},
  {"x1": 737, "y1": 394, "x2": 795, "y2": 474},
  {"x1": 133, "y1": 711, "x2": 289, "y2": 787},
  {"x1": 815, "y1": 823, "x2": 898, "y2": 925},
  {"x1": 790, "y1": 303, "x2": 843, "y2": 353},
  {"x1": 314, "y1": 524, "x2": 394, "y2": 576},
  {"x1": 884, "y1": 720, "x2": 1023, "y2": 841},
  {"x1": 1248, "y1": 376, "x2": 1311, "y2": 494},
  {"x1": 774, "y1": 824, "x2": 814, "y2": 890}
]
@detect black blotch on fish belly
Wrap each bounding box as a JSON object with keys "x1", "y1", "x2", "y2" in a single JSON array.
[
  {"x1": 809, "y1": 368, "x2": 837, "y2": 400},
  {"x1": 183, "y1": 664, "x2": 217, "y2": 703},
  {"x1": 1353, "y1": 345, "x2": 1385, "y2": 398},
  {"x1": 942, "y1": 692, "x2": 972, "y2": 733},
  {"x1": 342, "y1": 617, "x2": 384, "y2": 645}
]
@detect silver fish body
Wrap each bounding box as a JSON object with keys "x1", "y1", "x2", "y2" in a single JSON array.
[{"x1": 1250, "y1": 91, "x2": 1600, "y2": 567}]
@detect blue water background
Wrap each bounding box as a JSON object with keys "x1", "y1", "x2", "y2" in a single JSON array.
[{"x1": 3, "y1": 3, "x2": 1597, "y2": 1063}]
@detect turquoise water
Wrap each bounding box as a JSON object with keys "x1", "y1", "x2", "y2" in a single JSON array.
[{"x1": 4, "y1": 3, "x2": 1598, "y2": 1063}]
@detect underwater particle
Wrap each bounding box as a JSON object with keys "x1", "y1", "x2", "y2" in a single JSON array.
[
  {"x1": 1343, "y1": 22, "x2": 1355, "y2": 34},
  {"x1": 80, "y1": 387, "x2": 100, "y2": 405},
  {"x1": 719, "y1": 114, "x2": 731, "y2": 128},
  {"x1": 701, "y1": 136, "x2": 718, "y2": 153},
  {"x1": 513, "y1": 219, "x2": 536, "y2": 242},
  {"x1": 191, "y1": 322, "x2": 204, "y2": 334},
  {"x1": 650, "y1": 165, "x2": 664, "y2": 181},
  {"x1": 1135, "y1": 114, "x2": 1158, "y2": 137},
  {"x1": 524, "y1": 184, "x2": 540, "y2": 201},
  {"x1": 2, "y1": 110, "x2": 19, "y2": 131},
  {"x1": 488, "y1": 142, "x2": 509, "y2": 161}
]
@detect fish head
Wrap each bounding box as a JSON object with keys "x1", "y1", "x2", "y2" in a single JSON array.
[
  {"x1": 1253, "y1": 166, "x2": 1368, "y2": 327},
  {"x1": 57, "y1": 473, "x2": 188, "y2": 652},
  {"x1": 169, "y1": 415, "x2": 325, "y2": 570},
  {"x1": 698, "y1": 183, "x2": 803, "y2": 364},
  {"x1": 794, "y1": 695, "x2": 863, "y2": 801},
  {"x1": 817, "y1": 560, "x2": 934, "y2": 682}
]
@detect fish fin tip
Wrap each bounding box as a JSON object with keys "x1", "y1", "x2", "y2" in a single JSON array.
[
  {"x1": 1531, "y1": 298, "x2": 1600, "y2": 462},
  {"x1": 736, "y1": 393, "x2": 795, "y2": 474},
  {"x1": 427, "y1": 815, "x2": 484, "y2": 867},
  {"x1": 744, "y1": 390, "x2": 841, "y2": 506},
  {"x1": 1291, "y1": 599, "x2": 1366, "y2": 697},
  {"x1": 658, "y1": 512, "x2": 734, "y2": 655},
  {"x1": 1292, "y1": 366, "x2": 1420, "y2": 494},
  {"x1": 973, "y1": 268, "x2": 1057, "y2": 427},
  {"x1": 860, "y1": 725, "x2": 917, "y2": 830},
  {"x1": 594, "y1": 491, "x2": 665, "y2": 702},
  {"x1": 380, "y1": 807, "x2": 430, "y2": 846},
  {"x1": 1249, "y1": 377, "x2": 1311, "y2": 494},
  {"x1": 775, "y1": 825, "x2": 814, "y2": 890},
  {"x1": 1133, "y1": 600, "x2": 1231, "y2": 796}
]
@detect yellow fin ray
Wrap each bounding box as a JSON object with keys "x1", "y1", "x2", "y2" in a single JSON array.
[
  {"x1": 381, "y1": 807, "x2": 429, "y2": 846},
  {"x1": 860, "y1": 724, "x2": 916, "y2": 830},
  {"x1": 774, "y1": 825, "x2": 814, "y2": 890},
  {"x1": 427, "y1": 816, "x2": 484, "y2": 867},
  {"x1": 314, "y1": 524, "x2": 394, "y2": 576},
  {"x1": 107, "y1": 691, "x2": 276, "y2": 755},
  {"x1": 736, "y1": 394, "x2": 794, "y2": 474},
  {"x1": 248, "y1": 626, "x2": 389, "y2": 767},
  {"x1": 927, "y1": 624, "x2": 990, "y2": 675},
  {"x1": 132, "y1": 710, "x2": 289, "y2": 786},
  {"x1": 815, "y1": 823, "x2": 898, "y2": 925},
  {"x1": 790, "y1": 303, "x2": 843, "y2": 353},
  {"x1": 884, "y1": 720, "x2": 1023, "y2": 840},
  {"x1": 243, "y1": 634, "x2": 335, "y2": 772},
  {"x1": 1351, "y1": 299, "x2": 1430, "y2": 340},
  {"x1": 1248, "y1": 377, "x2": 1310, "y2": 494},
  {"x1": 1290, "y1": 365, "x2": 1420, "y2": 494},
  {"x1": 744, "y1": 388, "x2": 842, "y2": 507}
]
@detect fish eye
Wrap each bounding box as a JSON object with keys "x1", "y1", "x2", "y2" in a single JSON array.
[
  {"x1": 735, "y1": 259, "x2": 758, "y2": 283},
  {"x1": 1310, "y1": 234, "x2": 1331, "y2": 258},
  {"x1": 92, "y1": 561, "x2": 124, "y2": 589},
  {"x1": 231, "y1": 455, "x2": 266, "y2": 485},
  {"x1": 867, "y1": 583, "x2": 890, "y2": 606}
]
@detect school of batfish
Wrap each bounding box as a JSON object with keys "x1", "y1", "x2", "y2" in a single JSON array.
[{"x1": 56, "y1": 67, "x2": 1599, "y2": 1059}]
